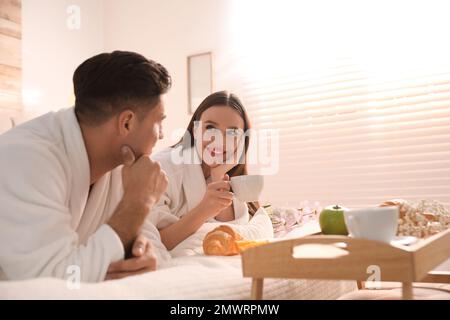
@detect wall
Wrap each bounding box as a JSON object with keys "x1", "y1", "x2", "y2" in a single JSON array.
[
  {"x1": 103, "y1": 0, "x2": 244, "y2": 151},
  {"x1": 21, "y1": 0, "x2": 104, "y2": 115},
  {"x1": 0, "y1": 0, "x2": 21, "y2": 111},
  {"x1": 20, "y1": 0, "x2": 244, "y2": 150}
]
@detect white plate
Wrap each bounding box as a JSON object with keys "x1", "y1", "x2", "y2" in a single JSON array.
[{"x1": 390, "y1": 236, "x2": 420, "y2": 246}]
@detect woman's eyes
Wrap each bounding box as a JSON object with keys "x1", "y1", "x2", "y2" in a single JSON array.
[
  {"x1": 205, "y1": 125, "x2": 220, "y2": 133},
  {"x1": 205, "y1": 125, "x2": 240, "y2": 136},
  {"x1": 226, "y1": 129, "x2": 239, "y2": 137}
]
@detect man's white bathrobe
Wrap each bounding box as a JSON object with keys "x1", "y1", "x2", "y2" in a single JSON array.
[{"x1": 0, "y1": 107, "x2": 168, "y2": 282}]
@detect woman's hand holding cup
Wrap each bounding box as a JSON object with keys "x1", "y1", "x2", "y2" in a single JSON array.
[{"x1": 197, "y1": 177, "x2": 234, "y2": 220}]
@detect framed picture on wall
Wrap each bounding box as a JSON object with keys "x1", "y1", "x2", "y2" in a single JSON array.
[{"x1": 187, "y1": 52, "x2": 212, "y2": 114}]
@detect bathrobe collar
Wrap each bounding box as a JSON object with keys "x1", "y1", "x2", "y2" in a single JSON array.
[
  {"x1": 181, "y1": 146, "x2": 207, "y2": 212},
  {"x1": 58, "y1": 107, "x2": 120, "y2": 242},
  {"x1": 59, "y1": 108, "x2": 91, "y2": 229}
]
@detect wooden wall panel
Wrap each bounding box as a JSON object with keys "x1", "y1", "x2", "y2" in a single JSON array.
[{"x1": 0, "y1": 0, "x2": 21, "y2": 110}]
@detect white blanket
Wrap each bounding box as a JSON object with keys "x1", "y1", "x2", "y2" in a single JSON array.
[
  {"x1": 0, "y1": 254, "x2": 356, "y2": 299},
  {"x1": 0, "y1": 211, "x2": 356, "y2": 299}
]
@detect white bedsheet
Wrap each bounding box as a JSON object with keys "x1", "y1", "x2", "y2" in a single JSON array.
[
  {"x1": 169, "y1": 207, "x2": 274, "y2": 258},
  {"x1": 0, "y1": 255, "x2": 356, "y2": 299}
]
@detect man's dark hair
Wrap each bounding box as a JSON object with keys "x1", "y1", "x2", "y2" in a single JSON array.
[{"x1": 73, "y1": 51, "x2": 171, "y2": 125}]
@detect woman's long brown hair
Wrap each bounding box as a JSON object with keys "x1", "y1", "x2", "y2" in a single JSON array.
[{"x1": 173, "y1": 91, "x2": 260, "y2": 215}]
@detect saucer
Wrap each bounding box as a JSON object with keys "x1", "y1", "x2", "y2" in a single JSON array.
[{"x1": 390, "y1": 236, "x2": 419, "y2": 246}]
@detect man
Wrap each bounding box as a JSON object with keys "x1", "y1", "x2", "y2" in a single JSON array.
[{"x1": 0, "y1": 51, "x2": 171, "y2": 282}]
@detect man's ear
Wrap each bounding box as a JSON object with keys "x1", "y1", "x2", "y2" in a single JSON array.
[{"x1": 117, "y1": 110, "x2": 136, "y2": 137}]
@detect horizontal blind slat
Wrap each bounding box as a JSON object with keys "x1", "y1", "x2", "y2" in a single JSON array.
[{"x1": 242, "y1": 63, "x2": 450, "y2": 207}]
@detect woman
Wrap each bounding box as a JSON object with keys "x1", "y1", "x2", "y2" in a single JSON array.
[{"x1": 149, "y1": 91, "x2": 262, "y2": 251}]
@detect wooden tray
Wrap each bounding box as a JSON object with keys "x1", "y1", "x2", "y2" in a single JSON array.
[{"x1": 241, "y1": 229, "x2": 450, "y2": 299}]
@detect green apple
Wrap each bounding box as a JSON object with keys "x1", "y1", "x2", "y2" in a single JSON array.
[{"x1": 319, "y1": 205, "x2": 349, "y2": 235}]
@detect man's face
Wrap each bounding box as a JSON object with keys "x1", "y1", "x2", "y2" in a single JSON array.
[{"x1": 123, "y1": 96, "x2": 166, "y2": 158}]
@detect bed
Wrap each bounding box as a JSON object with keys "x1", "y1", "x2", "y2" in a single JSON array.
[
  {"x1": 0, "y1": 212, "x2": 357, "y2": 299},
  {"x1": 0, "y1": 116, "x2": 357, "y2": 299},
  {"x1": 0, "y1": 254, "x2": 356, "y2": 300}
]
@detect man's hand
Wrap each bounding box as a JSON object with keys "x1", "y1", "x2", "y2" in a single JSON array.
[
  {"x1": 121, "y1": 145, "x2": 168, "y2": 208},
  {"x1": 105, "y1": 235, "x2": 157, "y2": 281},
  {"x1": 108, "y1": 145, "x2": 168, "y2": 251}
]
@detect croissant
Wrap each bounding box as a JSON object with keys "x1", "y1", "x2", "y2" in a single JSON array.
[{"x1": 202, "y1": 225, "x2": 243, "y2": 256}]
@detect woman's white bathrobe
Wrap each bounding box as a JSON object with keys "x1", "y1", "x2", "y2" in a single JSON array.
[
  {"x1": 0, "y1": 107, "x2": 168, "y2": 282},
  {"x1": 147, "y1": 146, "x2": 274, "y2": 253}
]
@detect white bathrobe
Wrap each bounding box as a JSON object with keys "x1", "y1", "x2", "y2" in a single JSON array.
[
  {"x1": 147, "y1": 146, "x2": 274, "y2": 256},
  {"x1": 0, "y1": 107, "x2": 168, "y2": 282},
  {"x1": 148, "y1": 146, "x2": 251, "y2": 231}
]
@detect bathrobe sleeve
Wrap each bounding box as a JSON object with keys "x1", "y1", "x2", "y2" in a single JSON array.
[
  {"x1": 0, "y1": 144, "x2": 124, "y2": 282},
  {"x1": 140, "y1": 215, "x2": 172, "y2": 264},
  {"x1": 146, "y1": 190, "x2": 179, "y2": 230}
]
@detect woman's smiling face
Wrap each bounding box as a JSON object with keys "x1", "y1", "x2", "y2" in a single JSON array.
[{"x1": 195, "y1": 105, "x2": 245, "y2": 168}]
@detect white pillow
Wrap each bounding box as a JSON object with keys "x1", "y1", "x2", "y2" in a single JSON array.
[{"x1": 169, "y1": 207, "x2": 274, "y2": 258}]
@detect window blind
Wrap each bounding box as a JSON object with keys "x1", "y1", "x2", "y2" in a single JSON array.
[{"x1": 242, "y1": 63, "x2": 450, "y2": 209}]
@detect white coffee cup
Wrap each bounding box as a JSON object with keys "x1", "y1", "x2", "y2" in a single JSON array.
[
  {"x1": 230, "y1": 175, "x2": 264, "y2": 202},
  {"x1": 343, "y1": 206, "x2": 399, "y2": 243}
]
